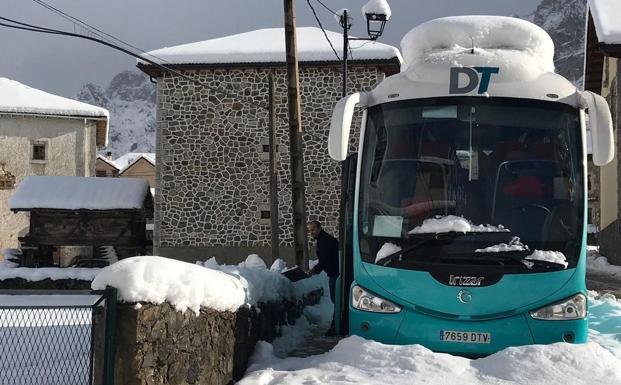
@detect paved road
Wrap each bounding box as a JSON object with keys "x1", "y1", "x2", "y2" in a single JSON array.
[{"x1": 587, "y1": 271, "x2": 621, "y2": 298}]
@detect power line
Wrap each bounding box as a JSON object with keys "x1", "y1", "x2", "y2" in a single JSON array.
[
  {"x1": 314, "y1": 0, "x2": 338, "y2": 16},
  {"x1": 31, "y1": 0, "x2": 170, "y2": 65},
  {"x1": 0, "y1": 16, "x2": 272, "y2": 112},
  {"x1": 305, "y1": 0, "x2": 340, "y2": 61}
]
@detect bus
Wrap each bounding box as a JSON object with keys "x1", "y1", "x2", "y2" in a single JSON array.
[{"x1": 329, "y1": 16, "x2": 614, "y2": 355}]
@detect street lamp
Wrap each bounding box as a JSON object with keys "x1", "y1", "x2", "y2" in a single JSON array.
[{"x1": 337, "y1": 0, "x2": 391, "y2": 97}]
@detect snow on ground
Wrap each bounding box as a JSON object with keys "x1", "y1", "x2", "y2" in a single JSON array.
[
  {"x1": 588, "y1": 290, "x2": 621, "y2": 359},
  {"x1": 587, "y1": 246, "x2": 621, "y2": 277},
  {"x1": 0, "y1": 266, "x2": 100, "y2": 282},
  {"x1": 408, "y1": 215, "x2": 509, "y2": 234},
  {"x1": 241, "y1": 334, "x2": 621, "y2": 385}
]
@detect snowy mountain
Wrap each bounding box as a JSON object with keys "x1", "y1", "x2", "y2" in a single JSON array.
[
  {"x1": 529, "y1": 0, "x2": 586, "y2": 86},
  {"x1": 76, "y1": 70, "x2": 156, "y2": 157}
]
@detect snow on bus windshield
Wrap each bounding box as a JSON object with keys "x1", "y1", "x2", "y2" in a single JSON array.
[{"x1": 358, "y1": 98, "x2": 583, "y2": 268}]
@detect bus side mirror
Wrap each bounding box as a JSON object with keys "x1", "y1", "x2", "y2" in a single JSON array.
[
  {"x1": 581, "y1": 91, "x2": 615, "y2": 166},
  {"x1": 329, "y1": 92, "x2": 368, "y2": 161}
]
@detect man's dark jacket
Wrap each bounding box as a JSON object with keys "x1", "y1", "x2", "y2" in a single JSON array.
[{"x1": 312, "y1": 230, "x2": 340, "y2": 277}]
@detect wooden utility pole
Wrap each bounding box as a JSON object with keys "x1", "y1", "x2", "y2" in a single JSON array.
[
  {"x1": 268, "y1": 72, "x2": 280, "y2": 265},
  {"x1": 283, "y1": 0, "x2": 309, "y2": 269}
]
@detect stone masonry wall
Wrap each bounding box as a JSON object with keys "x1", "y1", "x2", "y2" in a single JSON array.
[
  {"x1": 114, "y1": 290, "x2": 322, "y2": 385},
  {"x1": 155, "y1": 66, "x2": 384, "y2": 261}
]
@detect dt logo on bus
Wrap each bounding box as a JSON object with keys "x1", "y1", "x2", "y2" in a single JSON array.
[{"x1": 449, "y1": 66, "x2": 500, "y2": 95}]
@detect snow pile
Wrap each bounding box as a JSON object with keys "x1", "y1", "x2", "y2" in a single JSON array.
[
  {"x1": 242, "y1": 335, "x2": 621, "y2": 385},
  {"x1": 362, "y1": 0, "x2": 391, "y2": 19},
  {"x1": 0, "y1": 266, "x2": 100, "y2": 281},
  {"x1": 92, "y1": 256, "x2": 246, "y2": 313},
  {"x1": 10, "y1": 176, "x2": 150, "y2": 211},
  {"x1": 140, "y1": 27, "x2": 401, "y2": 65},
  {"x1": 589, "y1": 291, "x2": 621, "y2": 358},
  {"x1": 589, "y1": 0, "x2": 621, "y2": 44},
  {"x1": 587, "y1": 246, "x2": 621, "y2": 277},
  {"x1": 408, "y1": 215, "x2": 509, "y2": 234},
  {"x1": 196, "y1": 254, "x2": 294, "y2": 305},
  {"x1": 400, "y1": 16, "x2": 555, "y2": 79},
  {"x1": 525, "y1": 250, "x2": 568, "y2": 268},
  {"x1": 475, "y1": 237, "x2": 528, "y2": 253},
  {"x1": 0, "y1": 77, "x2": 109, "y2": 119},
  {"x1": 375, "y1": 242, "x2": 402, "y2": 263}
]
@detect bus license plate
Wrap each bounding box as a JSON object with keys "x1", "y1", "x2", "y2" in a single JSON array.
[{"x1": 440, "y1": 330, "x2": 491, "y2": 344}]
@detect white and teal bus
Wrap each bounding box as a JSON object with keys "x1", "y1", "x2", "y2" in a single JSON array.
[{"x1": 329, "y1": 16, "x2": 614, "y2": 355}]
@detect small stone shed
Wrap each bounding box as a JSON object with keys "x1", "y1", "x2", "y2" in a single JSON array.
[
  {"x1": 584, "y1": 0, "x2": 621, "y2": 263},
  {"x1": 10, "y1": 176, "x2": 153, "y2": 266},
  {"x1": 137, "y1": 27, "x2": 401, "y2": 264}
]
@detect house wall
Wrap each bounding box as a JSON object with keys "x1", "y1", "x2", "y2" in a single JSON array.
[
  {"x1": 0, "y1": 114, "x2": 97, "y2": 249},
  {"x1": 120, "y1": 158, "x2": 155, "y2": 187},
  {"x1": 95, "y1": 159, "x2": 119, "y2": 177},
  {"x1": 154, "y1": 66, "x2": 384, "y2": 264},
  {"x1": 599, "y1": 57, "x2": 621, "y2": 264}
]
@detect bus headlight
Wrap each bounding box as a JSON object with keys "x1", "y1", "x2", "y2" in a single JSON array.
[
  {"x1": 529, "y1": 293, "x2": 587, "y2": 320},
  {"x1": 352, "y1": 285, "x2": 401, "y2": 313}
]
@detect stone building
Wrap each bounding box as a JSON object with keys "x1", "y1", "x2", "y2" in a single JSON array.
[
  {"x1": 116, "y1": 153, "x2": 156, "y2": 188},
  {"x1": 0, "y1": 78, "x2": 108, "y2": 249},
  {"x1": 584, "y1": 1, "x2": 621, "y2": 262},
  {"x1": 138, "y1": 27, "x2": 401, "y2": 263}
]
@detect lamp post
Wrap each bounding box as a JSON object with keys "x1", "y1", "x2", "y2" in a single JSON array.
[{"x1": 338, "y1": 0, "x2": 391, "y2": 97}]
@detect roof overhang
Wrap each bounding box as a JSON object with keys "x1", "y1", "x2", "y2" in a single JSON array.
[{"x1": 137, "y1": 57, "x2": 402, "y2": 78}]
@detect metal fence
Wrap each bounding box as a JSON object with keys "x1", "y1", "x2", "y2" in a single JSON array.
[{"x1": 0, "y1": 289, "x2": 117, "y2": 385}]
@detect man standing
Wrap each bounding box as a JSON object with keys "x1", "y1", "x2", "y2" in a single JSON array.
[{"x1": 308, "y1": 220, "x2": 339, "y2": 335}]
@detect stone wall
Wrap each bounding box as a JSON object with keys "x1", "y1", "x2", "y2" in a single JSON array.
[
  {"x1": 114, "y1": 291, "x2": 321, "y2": 385},
  {"x1": 154, "y1": 66, "x2": 384, "y2": 263}
]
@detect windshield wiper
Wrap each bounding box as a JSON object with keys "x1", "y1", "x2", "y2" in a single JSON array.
[{"x1": 377, "y1": 232, "x2": 476, "y2": 266}]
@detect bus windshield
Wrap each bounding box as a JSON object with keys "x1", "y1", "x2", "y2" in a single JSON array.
[{"x1": 358, "y1": 97, "x2": 584, "y2": 270}]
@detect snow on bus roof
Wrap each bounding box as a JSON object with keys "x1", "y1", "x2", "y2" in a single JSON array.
[
  {"x1": 589, "y1": 0, "x2": 621, "y2": 44},
  {"x1": 139, "y1": 27, "x2": 402, "y2": 65},
  {"x1": 0, "y1": 78, "x2": 108, "y2": 119},
  {"x1": 400, "y1": 16, "x2": 555, "y2": 75},
  {"x1": 10, "y1": 176, "x2": 150, "y2": 211}
]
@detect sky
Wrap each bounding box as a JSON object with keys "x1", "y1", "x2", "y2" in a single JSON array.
[{"x1": 1, "y1": 0, "x2": 542, "y2": 97}]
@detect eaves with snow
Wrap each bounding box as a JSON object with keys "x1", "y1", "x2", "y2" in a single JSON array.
[
  {"x1": 588, "y1": 0, "x2": 621, "y2": 46},
  {"x1": 0, "y1": 78, "x2": 110, "y2": 146},
  {"x1": 137, "y1": 27, "x2": 401, "y2": 72}
]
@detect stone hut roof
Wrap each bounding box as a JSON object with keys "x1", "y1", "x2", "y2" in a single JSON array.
[{"x1": 137, "y1": 27, "x2": 402, "y2": 75}]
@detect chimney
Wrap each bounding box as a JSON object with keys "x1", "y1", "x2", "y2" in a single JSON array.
[{"x1": 106, "y1": 151, "x2": 113, "y2": 161}]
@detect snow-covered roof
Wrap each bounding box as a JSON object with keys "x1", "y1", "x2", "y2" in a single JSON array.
[
  {"x1": 10, "y1": 176, "x2": 150, "y2": 211},
  {"x1": 139, "y1": 27, "x2": 402, "y2": 65},
  {"x1": 589, "y1": 0, "x2": 621, "y2": 45},
  {"x1": 96, "y1": 154, "x2": 120, "y2": 170},
  {"x1": 0, "y1": 78, "x2": 109, "y2": 119},
  {"x1": 113, "y1": 152, "x2": 156, "y2": 173}
]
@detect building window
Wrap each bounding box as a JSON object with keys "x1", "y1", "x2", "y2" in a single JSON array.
[
  {"x1": 31, "y1": 142, "x2": 46, "y2": 161},
  {"x1": 260, "y1": 210, "x2": 271, "y2": 219},
  {"x1": 96, "y1": 170, "x2": 107, "y2": 177}
]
